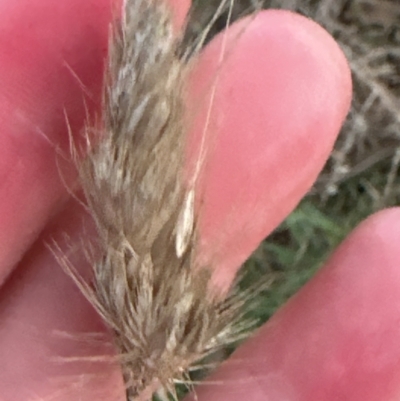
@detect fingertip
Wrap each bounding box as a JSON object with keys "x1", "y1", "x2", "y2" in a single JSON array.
[
  {"x1": 190, "y1": 208, "x2": 400, "y2": 401},
  {"x1": 188, "y1": 10, "x2": 352, "y2": 287},
  {"x1": 0, "y1": 0, "x2": 114, "y2": 283},
  {"x1": 0, "y1": 0, "x2": 191, "y2": 284}
]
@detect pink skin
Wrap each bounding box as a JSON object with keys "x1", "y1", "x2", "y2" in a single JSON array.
[
  {"x1": 0, "y1": 0, "x2": 190, "y2": 285},
  {"x1": 1, "y1": 1, "x2": 395, "y2": 401},
  {"x1": 188, "y1": 10, "x2": 351, "y2": 288},
  {"x1": 189, "y1": 208, "x2": 400, "y2": 401}
]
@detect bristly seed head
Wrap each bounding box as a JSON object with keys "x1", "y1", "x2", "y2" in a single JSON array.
[{"x1": 76, "y1": 0, "x2": 257, "y2": 400}]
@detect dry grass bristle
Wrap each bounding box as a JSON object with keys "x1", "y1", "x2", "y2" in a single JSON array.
[{"x1": 72, "y1": 1, "x2": 266, "y2": 400}]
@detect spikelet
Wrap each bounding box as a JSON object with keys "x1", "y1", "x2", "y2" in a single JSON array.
[{"x1": 77, "y1": 0, "x2": 255, "y2": 399}]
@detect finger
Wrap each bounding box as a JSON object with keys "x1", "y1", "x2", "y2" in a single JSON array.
[
  {"x1": 0, "y1": 8, "x2": 350, "y2": 401},
  {"x1": 188, "y1": 10, "x2": 351, "y2": 287},
  {"x1": 188, "y1": 208, "x2": 400, "y2": 401},
  {"x1": 0, "y1": 0, "x2": 190, "y2": 285},
  {"x1": 0, "y1": 0, "x2": 112, "y2": 284},
  {"x1": 0, "y1": 201, "x2": 125, "y2": 401}
]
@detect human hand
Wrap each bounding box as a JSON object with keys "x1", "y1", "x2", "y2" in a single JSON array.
[{"x1": 2, "y1": 1, "x2": 395, "y2": 401}]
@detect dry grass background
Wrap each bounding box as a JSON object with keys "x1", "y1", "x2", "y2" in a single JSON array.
[{"x1": 187, "y1": 0, "x2": 400, "y2": 320}]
